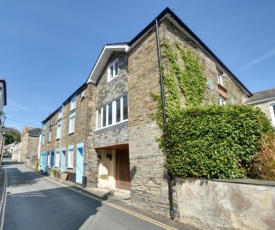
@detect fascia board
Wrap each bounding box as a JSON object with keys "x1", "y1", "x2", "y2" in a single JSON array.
[{"x1": 87, "y1": 44, "x2": 129, "y2": 84}]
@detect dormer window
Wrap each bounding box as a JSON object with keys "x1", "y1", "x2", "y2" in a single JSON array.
[{"x1": 108, "y1": 59, "x2": 119, "y2": 81}]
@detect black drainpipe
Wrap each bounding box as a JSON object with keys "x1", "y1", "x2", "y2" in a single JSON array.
[{"x1": 155, "y1": 19, "x2": 175, "y2": 220}]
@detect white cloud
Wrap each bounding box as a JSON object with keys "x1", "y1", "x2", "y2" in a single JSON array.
[{"x1": 237, "y1": 48, "x2": 275, "y2": 73}]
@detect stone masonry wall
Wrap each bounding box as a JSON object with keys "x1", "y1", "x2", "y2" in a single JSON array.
[
  {"x1": 128, "y1": 19, "x2": 250, "y2": 217},
  {"x1": 176, "y1": 178, "x2": 275, "y2": 230},
  {"x1": 83, "y1": 83, "x2": 98, "y2": 188},
  {"x1": 128, "y1": 24, "x2": 171, "y2": 216},
  {"x1": 26, "y1": 135, "x2": 40, "y2": 168},
  {"x1": 252, "y1": 102, "x2": 273, "y2": 125},
  {"x1": 162, "y1": 18, "x2": 248, "y2": 106},
  {"x1": 40, "y1": 85, "x2": 90, "y2": 175}
]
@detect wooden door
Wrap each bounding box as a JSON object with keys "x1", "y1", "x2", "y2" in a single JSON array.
[{"x1": 116, "y1": 150, "x2": 131, "y2": 190}]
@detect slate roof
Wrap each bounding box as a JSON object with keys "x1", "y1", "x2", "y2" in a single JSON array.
[
  {"x1": 245, "y1": 88, "x2": 275, "y2": 104},
  {"x1": 28, "y1": 128, "x2": 41, "y2": 137}
]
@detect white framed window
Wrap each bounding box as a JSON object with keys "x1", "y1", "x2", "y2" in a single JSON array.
[
  {"x1": 67, "y1": 145, "x2": 74, "y2": 168},
  {"x1": 55, "y1": 149, "x2": 60, "y2": 168},
  {"x1": 269, "y1": 103, "x2": 275, "y2": 126},
  {"x1": 70, "y1": 96, "x2": 76, "y2": 111},
  {"x1": 56, "y1": 121, "x2": 62, "y2": 139},
  {"x1": 108, "y1": 59, "x2": 119, "y2": 81},
  {"x1": 219, "y1": 97, "x2": 226, "y2": 106},
  {"x1": 42, "y1": 122, "x2": 46, "y2": 145},
  {"x1": 69, "y1": 112, "x2": 75, "y2": 134},
  {"x1": 50, "y1": 117, "x2": 53, "y2": 126},
  {"x1": 96, "y1": 95, "x2": 128, "y2": 129},
  {"x1": 47, "y1": 152, "x2": 51, "y2": 167},
  {"x1": 48, "y1": 127, "x2": 52, "y2": 142},
  {"x1": 217, "y1": 72, "x2": 223, "y2": 86},
  {"x1": 58, "y1": 107, "x2": 63, "y2": 120}
]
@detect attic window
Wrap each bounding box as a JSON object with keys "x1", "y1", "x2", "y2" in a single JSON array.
[{"x1": 108, "y1": 59, "x2": 119, "y2": 81}]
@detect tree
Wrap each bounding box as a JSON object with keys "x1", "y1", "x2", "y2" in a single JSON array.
[{"x1": 4, "y1": 127, "x2": 21, "y2": 145}]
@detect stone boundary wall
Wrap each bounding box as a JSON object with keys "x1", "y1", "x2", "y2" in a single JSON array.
[{"x1": 175, "y1": 177, "x2": 275, "y2": 230}]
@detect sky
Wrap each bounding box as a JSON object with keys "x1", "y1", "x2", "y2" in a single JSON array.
[{"x1": 1, "y1": 0, "x2": 275, "y2": 132}]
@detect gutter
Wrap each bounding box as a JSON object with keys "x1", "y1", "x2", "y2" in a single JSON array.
[{"x1": 155, "y1": 19, "x2": 176, "y2": 220}]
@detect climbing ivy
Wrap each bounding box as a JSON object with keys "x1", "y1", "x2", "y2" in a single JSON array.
[
  {"x1": 151, "y1": 41, "x2": 206, "y2": 127},
  {"x1": 151, "y1": 41, "x2": 273, "y2": 179}
]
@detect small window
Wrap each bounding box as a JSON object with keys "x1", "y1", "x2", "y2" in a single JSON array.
[
  {"x1": 55, "y1": 150, "x2": 60, "y2": 168},
  {"x1": 123, "y1": 95, "x2": 128, "y2": 120},
  {"x1": 103, "y1": 106, "x2": 106, "y2": 127},
  {"x1": 58, "y1": 108, "x2": 63, "y2": 120},
  {"x1": 269, "y1": 104, "x2": 275, "y2": 127},
  {"x1": 48, "y1": 127, "x2": 52, "y2": 142},
  {"x1": 219, "y1": 97, "x2": 226, "y2": 106},
  {"x1": 217, "y1": 72, "x2": 223, "y2": 86},
  {"x1": 116, "y1": 98, "x2": 121, "y2": 123},
  {"x1": 108, "y1": 59, "x2": 119, "y2": 81},
  {"x1": 56, "y1": 121, "x2": 62, "y2": 139},
  {"x1": 97, "y1": 109, "x2": 102, "y2": 129},
  {"x1": 108, "y1": 103, "x2": 112, "y2": 125},
  {"x1": 69, "y1": 113, "x2": 75, "y2": 134},
  {"x1": 67, "y1": 146, "x2": 74, "y2": 169},
  {"x1": 70, "y1": 96, "x2": 76, "y2": 111}
]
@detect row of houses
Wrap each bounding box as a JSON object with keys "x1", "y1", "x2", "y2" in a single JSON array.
[
  {"x1": 38, "y1": 7, "x2": 274, "y2": 218},
  {"x1": 9, "y1": 127, "x2": 41, "y2": 167}
]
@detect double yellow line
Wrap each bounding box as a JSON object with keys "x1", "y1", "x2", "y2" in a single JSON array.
[{"x1": 32, "y1": 168, "x2": 178, "y2": 230}]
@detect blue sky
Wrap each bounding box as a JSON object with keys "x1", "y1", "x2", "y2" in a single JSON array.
[{"x1": 1, "y1": 0, "x2": 275, "y2": 131}]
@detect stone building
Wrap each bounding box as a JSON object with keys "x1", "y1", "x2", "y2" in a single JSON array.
[
  {"x1": 12, "y1": 141, "x2": 21, "y2": 162},
  {"x1": 40, "y1": 8, "x2": 252, "y2": 217},
  {"x1": 20, "y1": 127, "x2": 41, "y2": 167},
  {"x1": 245, "y1": 88, "x2": 275, "y2": 127}
]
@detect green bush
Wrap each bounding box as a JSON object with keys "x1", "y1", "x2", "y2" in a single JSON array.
[
  {"x1": 247, "y1": 133, "x2": 275, "y2": 180},
  {"x1": 163, "y1": 105, "x2": 272, "y2": 179}
]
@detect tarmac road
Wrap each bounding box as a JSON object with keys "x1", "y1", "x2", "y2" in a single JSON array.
[{"x1": 0, "y1": 160, "x2": 192, "y2": 230}]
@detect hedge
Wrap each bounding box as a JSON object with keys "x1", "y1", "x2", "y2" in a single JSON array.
[{"x1": 163, "y1": 105, "x2": 272, "y2": 179}]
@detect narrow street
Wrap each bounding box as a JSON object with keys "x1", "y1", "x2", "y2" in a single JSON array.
[{"x1": 0, "y1": 160, "x2": 188, "y2": 230}]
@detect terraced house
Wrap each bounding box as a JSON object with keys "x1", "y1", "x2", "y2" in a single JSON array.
[{"x1": 39, "y1": 8, "x2": 252, "y2": 216}]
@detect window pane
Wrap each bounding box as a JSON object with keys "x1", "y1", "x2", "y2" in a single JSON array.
[
  {"x1": 123, "y1": 95, "x2": 128, "y2": 120},
  {"x1": 115, "y1": 61, "x2": 119, "y2": 76},
  {"x1": 103, "y1": 106, "x2": 106, "y2": 127},
  {"x1": 116, "y1": 99, "x2": 121, "y2": 122},
  {"x1": 98, "y1": 109, "x2": 101, "y2": 128},
  {"x1": 110, "y1": 65, "x2": 114, "y2": 79},
  {"x1": 108, "y1": 103, "x2": 112, "y2": 125}
]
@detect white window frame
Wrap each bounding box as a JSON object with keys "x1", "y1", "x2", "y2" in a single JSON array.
[
  {"x1": 96, "y1": 95, "x2": 128, "y2": 130},
  {"x1": 58, "y1": 108, "x2": 63, "y2": 120},
  {"x1": 70, "y1": 96, "x2": 76, "y2": 111},
  {"x1": 217, "y1": 72, "x2": 223, "y2": 86},
  {"x1": 268, "y1": 102, "x2": 275, "y2": 126},
  {"x1": 69, "y1": 112, "x2": 75, "y2": 134},
  {"x1": 56, "y1": 121, "x2": 62, "y2": 139},
  {"x1": 55, "y1": 149, "x2": 60, "y2": 168},
  {"x1": 67, "y1": 145, "x2": 74, "y2": 169},
  {"x1": 47, "y1": 152, "x2": 51, "y2": 167},
  {"x1": 48, "y1": 127, "x2": 52, "y2": 142},
  {"x1": 108, "y1": 59, "x2": 119, "y2": 81},
  {"x1": 219, "y1": 97, "x2": 226, "y2": 106}
]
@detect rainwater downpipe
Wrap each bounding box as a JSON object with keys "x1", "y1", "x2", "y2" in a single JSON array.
[{"x1": 155, "y1": 19, "x2": 175, "y2": 219}]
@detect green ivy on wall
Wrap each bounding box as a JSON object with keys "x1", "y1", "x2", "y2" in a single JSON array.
[
  {"x1": 151, "y1": 41, "x2": 206, "y2": 128},
  {"x1": 151, "y1": 41, "x2": 273, "y2": 179}
]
